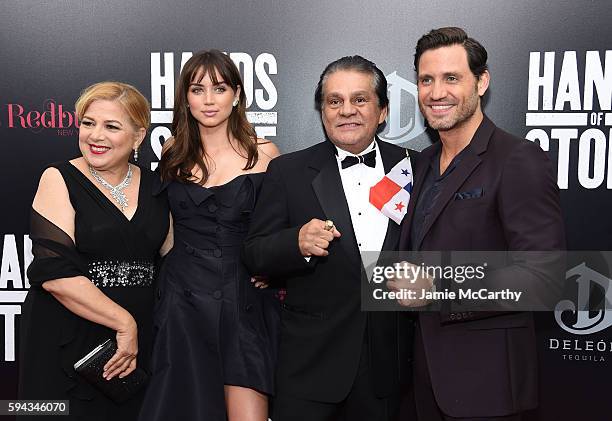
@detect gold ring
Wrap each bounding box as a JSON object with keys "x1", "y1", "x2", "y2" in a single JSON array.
[{"x1": 324, "y1": 220, "x2": 335, "y2": 231}]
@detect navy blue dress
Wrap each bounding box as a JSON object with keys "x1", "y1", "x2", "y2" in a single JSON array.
[{"x1": 140, "y1": 173, "x2": 279, "y2": 421}]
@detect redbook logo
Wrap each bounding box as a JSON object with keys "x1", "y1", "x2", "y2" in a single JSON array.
[{"x1": 4, "y1": 99, "x2": 79, "y2": 136}]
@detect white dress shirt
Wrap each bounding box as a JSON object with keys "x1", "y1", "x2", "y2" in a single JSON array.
[{"x1": 335, "y1": 140, "x2": 388, "y2": 253}]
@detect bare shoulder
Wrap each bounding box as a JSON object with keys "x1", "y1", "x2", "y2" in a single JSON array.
[
  {"x1": 34, "y1": 167, "x2": 69, "y2": 207},
  {"x1": 254, "y1": 139, "x2": 280, "y2": 171},
  {"x1": 257, "y1": 138, "x2": 280, "y2": 159},
  {"x1": 32, "y1": 166, "x2": 75, "y2": 240}
]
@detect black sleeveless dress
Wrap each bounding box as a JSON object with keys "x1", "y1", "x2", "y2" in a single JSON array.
[
  {"x1": 139, "y1": 173, "x2": 280, "y2": 421},
  {"x1": 19, "y1": 162, "x2": 169, "y2": 420}
]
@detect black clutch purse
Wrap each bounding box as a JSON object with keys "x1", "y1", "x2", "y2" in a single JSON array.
[{"x1": 73, "y1": 339, "x2": 149, "y2": 403}]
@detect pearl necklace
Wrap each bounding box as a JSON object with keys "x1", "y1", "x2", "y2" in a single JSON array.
[{"x1": 88, "y1": 164, "x2": 133, "y2": 212}]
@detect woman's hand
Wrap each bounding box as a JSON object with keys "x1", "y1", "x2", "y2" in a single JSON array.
[{"x1": 103, "y1": 316, "x2": 138, "y2": 380}]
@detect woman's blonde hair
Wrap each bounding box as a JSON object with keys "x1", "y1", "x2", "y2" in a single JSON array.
[{"x1": 75, "y1": 81, "x2": 150, "y2": 129}]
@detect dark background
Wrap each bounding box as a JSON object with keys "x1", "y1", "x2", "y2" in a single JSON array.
[{"x1": 1, "y1": 1, "x2": 610, "y2": 419}]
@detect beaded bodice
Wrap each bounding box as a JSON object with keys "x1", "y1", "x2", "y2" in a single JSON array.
[{"x1": 56, "y1": 162, "x2": 169, "y2": 288}]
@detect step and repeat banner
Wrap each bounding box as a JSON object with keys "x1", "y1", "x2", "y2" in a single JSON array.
[{"x1": 1, "y1": 1, "x2": 611, "y2": 419}]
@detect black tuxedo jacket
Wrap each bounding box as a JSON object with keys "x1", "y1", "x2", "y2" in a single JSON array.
[
  {"x1": 243, "y1": 139, "x2": 416, "y2": 403},
  {"x1": 399, "y1": 116, "x2": 566, "y2": 417}
]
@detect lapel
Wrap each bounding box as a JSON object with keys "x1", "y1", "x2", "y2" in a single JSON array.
[
  {"x1": 415, "y1": 116, "x2": 496, "y2": 249},
  {"x1": 309, "y1": 141, "x2": 361, "y2": 267},
  {"x1": 377, "y1": 139, "x2": 410, "y2": 251},
  {"x1": 400, "y1": 142, "x2": 437, "y2": 248}
]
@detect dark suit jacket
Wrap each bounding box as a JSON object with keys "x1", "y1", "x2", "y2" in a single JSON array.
[
  {"x1": 399, "y1": 116, "x2": 565, "y2": 417},
  {"x1": 243, "y1": 139, "x2": 417, "y2": 403}
]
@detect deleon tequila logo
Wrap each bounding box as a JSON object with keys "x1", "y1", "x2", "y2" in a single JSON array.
[
  {"x1": 548, "y1": 263, "x2": 612, "y2": 363},
  {"x1": 555, "y1": 263, "x2": 612, "y2": 335},
  {"x1": 379, "y1": 71, "x2": 426, "y2": 145},
  {"x1": 4, "y1": 99, "x2": 79, "y2": 136}
]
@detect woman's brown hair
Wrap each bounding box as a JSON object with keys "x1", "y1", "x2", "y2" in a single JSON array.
[{"x1": 160, "y1": 50, "x2": 258, "y2": 184}]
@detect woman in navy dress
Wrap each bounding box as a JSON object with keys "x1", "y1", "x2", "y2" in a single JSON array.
[{"x1": 139, "y1": 50, "x2": 280, "y2": 421}]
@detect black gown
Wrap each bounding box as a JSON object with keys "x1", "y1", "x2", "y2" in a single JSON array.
[
  {"x1": 139, "y1": 173, "x2": 280, "y2": 421},
  {"x1": 19, "y1": 162, "x2": 169, "y2": 420}
]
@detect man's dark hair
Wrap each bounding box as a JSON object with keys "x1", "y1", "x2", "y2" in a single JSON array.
[
  {"x1": 414, "y1": 27, "x2": 488, "y2": 78},
  {"x1": 314, "y1": 55, "x2": 389, "y2": 112}
]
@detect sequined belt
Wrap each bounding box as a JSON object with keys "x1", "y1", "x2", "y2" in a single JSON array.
[{"x1": 87, "y1": 260, "x2": 155, "y2": 288}]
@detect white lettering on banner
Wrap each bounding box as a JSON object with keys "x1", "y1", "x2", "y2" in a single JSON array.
[
  {"x1": 528, "y1": 51, "x2": 612, "y2": 111},
  {"x1": 150, "y1": 52, "x2": 174, "y2": 109},
  {"x1": 1, "y1": 235, "x2": 32, "y2": 289},
  {"x1": 526, "y1": 50, "x2": 612, "y2": 189},
  {"x1": 1, "y1": 305, "x2": 21, "y2": 362},
  {"x1": 0, "y1": 234, "x2": 31, "y2": 362},
  {"x1": 149, "y1": 52, "x2": 279, "y2": 170},
  {"x1": 0, "y1": 235, "x2": 21, "y2": 289},
  {"x1": 254, "y1": 53, "x2": 278, "y2": 111}
]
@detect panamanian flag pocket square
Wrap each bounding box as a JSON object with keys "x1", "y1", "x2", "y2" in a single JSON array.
[{"x1": 369, "y1": 155, "x2": 413, "y2": 224}]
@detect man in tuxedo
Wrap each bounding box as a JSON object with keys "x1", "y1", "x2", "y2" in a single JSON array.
[
  {"x1": 395, "y1": 27, "x2": 565, "y2": 420},
  {"x1": 243, "y1": 56, "x2": 417, "y2": 421}
]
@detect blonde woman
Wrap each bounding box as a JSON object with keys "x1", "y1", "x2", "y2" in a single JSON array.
[{"x1": 19, "y1": 82, "x2": 171, "y2": 420}]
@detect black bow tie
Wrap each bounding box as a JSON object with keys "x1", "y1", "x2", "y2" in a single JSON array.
[{"x1": 341, "y1": 150, "x2": 376, "y2": 169}]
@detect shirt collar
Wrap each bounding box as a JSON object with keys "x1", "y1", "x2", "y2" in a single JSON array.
[
  {"x1": 335, "y1": 139, "x2": 378, "y2": 162},
  {"x1": 431, "y1": 142, "x2": 472, "y2": 178}
]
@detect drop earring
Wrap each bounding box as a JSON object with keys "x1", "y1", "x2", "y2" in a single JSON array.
[
  {"x1": 232, "y1": 98, "x2": 239, "y2": 107},
  {"x1": 133, "y1": 148, "x2": 139, "y2": 162}
]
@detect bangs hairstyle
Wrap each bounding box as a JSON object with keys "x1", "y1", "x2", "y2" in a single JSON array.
[
  {"x1": 75, "y1": 81, "x2": 150, "y2": 129},
  {"x1": 160, "y1": 49, "x2": 258, "y2": 185},
  {"x1": 414, "y1": 27, "x2": 488, "y2": 78}
]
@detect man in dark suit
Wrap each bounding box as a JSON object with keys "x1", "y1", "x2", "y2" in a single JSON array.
[
  {"x1": 243, "y1": 56, "x2": 417, "y2": 421},
  {"x1": 395, "y1": 27, "x2": 565, "y2": 421}
]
